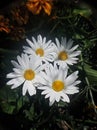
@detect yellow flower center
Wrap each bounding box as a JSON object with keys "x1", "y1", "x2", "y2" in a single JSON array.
[
  {"x1": 36, "y1": 48, "x2": 44, "y2": 57},
  {"x1": 58, "y1": 51, "x2": 68, "y2": 60},
  {"x1": 52, "y1": 80, "x2": 64, "y2": 92},
  {"x1": 24, "y1": 69, "x2": 35, "y2": 80}
]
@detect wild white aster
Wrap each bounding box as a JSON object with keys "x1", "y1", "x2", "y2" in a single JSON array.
[
  {"x1": 54, "y1": 37, "x2": 81, "y2": 68},
  {"x1": 6, "y1": 53, "x2": 45, "y2": 96},
  {"x1": 23, "y1": 34, "x2": 56, "y2": 63},
  {"x1": 37, "y1": 64, "x2": 81, "y2": 106}
]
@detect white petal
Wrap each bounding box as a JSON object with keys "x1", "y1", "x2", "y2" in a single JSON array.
[
  {"x1": 41, "y1": 89, "x2": 49, "y2": 95},
  {"x1": 69, "y1": 45, "x2": 79, "y2": 52},
  {"x1": 22, "y1": 54, "x2": 29, "y2": 68},
  {"x1": 65, "y1": 71, "x2": 78, "y2": 86},
  {"x1": 49, "y1": 94, "x2": 55, "y2": 103},
  {"x1": 30, "y1": 56, "x2": 42, "y2": 71},
  {"x1": 49, "y1": 98, "x2": 55, "y2": 106},
  {"x1": 32, "y1": 36, "x2": 37, "y2": 45},
  {"x1": 56, "y1": 60, "x2": 67, "y2": 68},
  {"x1": 55, "y1": 38, "x2": 60, "y2": 48},
  {"x1": 28, "y1": 84, "x2": 36, "y2": 96},
  {"x1": 61, "y1": 37, "x2": 67, "y2": 48},
  {"x1": 66, "y1": 39, "x2": 73, "y2": 49},
  {"x1": 13, "y1": 68, "x2": 23, "y2": 74},
  {"x1": 38, "y1": 35, "x2": 42, "y2": 44},
  {"x1": 44, "y1": 55, "x2": 55, "y2": 62},
  {"x1": 46, "y1": 40, "x2": 52, "y2": 47},
  {"x1": 23, "y1": 46, "x2": 35, "y2": 54},
  {"x1": 7, "y1": 77, "x2": 23, "y2": 85},
  {"x1": 38, "y1": 86, "x2": 47, "y2": 90},
  {"x1": 69, "y1": 57, "x2": 79, "y2": 60},
  {"x1": 11, "y1": 77, "x2": 24, "y2": 89},
  {"x1": 35, "y1": 64, "x2": 46, "y2": 73},
  {"x1": 17, "y1": 55, "x2": 26, "y2": 69},
  {"x1": 39, "y1": 71, "x2": 52, "y2": 84},
  {"x1": 42, "y1": 37, "x2": 46, "y2": 44},
  {"x1": 26, "y1": 38, "x2": 36, "y2": 49},
  {"x1": 72, "y1": 80, "x2": 81, "y2": 86},
  {"x1": 65, "y1": 88, "x2": 79, "y2": 94},
  {"x1": 36, "y1": 75, "x2": 48, "y2": 85},
  {"x1": 55, "y1": 94, "x2": 60, "y2": 102},
  {"x1": 23, "y1": 81, "x2": 36, "y2": 96},
  {"x1": 69, "y1": 51, "x2": 81, "y2": 57},
  {"x1": 6, "y1": 72, "x2": 21, "y2": 78},
  {"x1": 45, "y1": 93, "x2": 50, "y2": 98},
  {"x1": 66, "y1": 59, "x2": 77, "y2": 64},
  {"x1": 44, "y1": 41, "x2": 53, "y2": 50},
  {"x1": 7, "y1": 77, "x2": 24, "y2": 89},
  {"x1": 67, "y1": 85, "x2": 79, "y2": 90},
  {"x1": 61, "y1": 93, "x2": 70, "y2": 103},
  {"x1": 44, "y1": 47, "x2": 55, "y2": 54},
  {"x1": 11, "y1": 60, "x2": 22, "y2": 69},
  {"x1": 57, "y1": 68, "x2": 64, "y2": 81},
  {"x1": 63, "y1": 67, "x2": 68, "y2": 78},
  {"x1": 22, "y1": 81, "x2": 28, "y2": 95}
]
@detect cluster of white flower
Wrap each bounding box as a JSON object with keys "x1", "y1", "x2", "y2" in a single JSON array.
[{"x1": 6, "y1": 34, "x2": 81, "y2": 106}]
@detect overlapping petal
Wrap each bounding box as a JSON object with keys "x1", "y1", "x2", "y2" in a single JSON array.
[
  {"x1": 54, "y1": 37, "x2": 81, "y2": 68},
  {"x1": 23, "y1": 34, "x2": 56, "y2": 63},
  {"x1": 37, "y1": 64, "x2": 81, "y2": 106},
  {"x1": 6, "y1": 53, "x2": 45, "y2": 96}
]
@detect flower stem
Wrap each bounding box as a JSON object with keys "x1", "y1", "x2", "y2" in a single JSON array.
[{"x1": 85, "y1": 76, "x2": 97, "y2": 114}]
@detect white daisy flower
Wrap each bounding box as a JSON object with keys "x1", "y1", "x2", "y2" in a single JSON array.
[
  {"x1": 23, "y1": 34, "x2": 56, "y2": 63},
  {"x1": 54, "y1": 37, "x2": 81, "y2": 68},
  {"x1": 38, "y1": 64, "x2": 81, "y2": 106},
  {"x1": 6, "y1": 53, "x2": 45, "y2": 96}
]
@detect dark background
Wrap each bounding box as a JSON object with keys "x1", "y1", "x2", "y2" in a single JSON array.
[{"x1": 0, "y1": 0, "x2": 97, "y2": 9}]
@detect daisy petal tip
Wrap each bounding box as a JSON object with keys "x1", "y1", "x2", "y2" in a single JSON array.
[
  {"x1": 49, "y1": 102, "x2": 53, "y2": 106},
  {"x1": 11, "y1": 86, "x2": 15, "y2": 89},
  {"x1": 75, "y1": 71, "x2": 79, "y2": 75},
  {"x1": 22, "y1": 92, "x2": 26, "y2": 96},
  {"x1": 29, "y1": 92, "x2": 35, "y2": 96},
  {"x1": 67, "y1": 100, "x2": 70, "y2": 103}
]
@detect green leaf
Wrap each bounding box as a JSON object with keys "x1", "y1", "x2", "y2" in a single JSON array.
[
  {"x1": 0, "y1": 102, "x2": 15, "y2": 114},
  {"x1": 0, "y1": 86, "x2": 17, "y2": 102},
  {"x1": 0, "y1": 86, "x2": 17, "y2": 114},
  {"x1": 17, "y1": 97, "x2": 23, "y2": 111},
  {"x1": 17, "y1": 96, "x2": 29, "y2": 110},
  {"x1": 24, "y1": 104, "x2": 35, "y2": 121},
  {"x1": 84, "y1": 63, "x2": 97, "y2": 84},
  {"x1": 73, "y1": 8, "x2": 92, "y2": 18}
]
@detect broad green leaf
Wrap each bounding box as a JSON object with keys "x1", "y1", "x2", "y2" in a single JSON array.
[
  {"x1": 0, "y1": 86, "x2": 18, "y2": 114},
  {"x1": 0, "y1": 86, "x2": 17, "y2": 102},
  {"x1": 73, "y1": 8, "x2": 92, "y2": 18},
  {"x1": 24, "y1": 104, "x2": 35, "y2": 121},
  {"x1": 0, "y1": 102, "x2": 15, "y2": 114},
  {"x1": 84, "y1": 63, "x2": 97, "y2": 84}
]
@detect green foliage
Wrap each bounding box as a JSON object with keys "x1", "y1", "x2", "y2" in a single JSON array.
[
  {"x1": 84, "y1": 63, "x2": 97, "y2": 84},
  {"x1": 0, "y1": 86, "x2": 17, "y2": 114},
  {"x1": 0, "y1": 0, "x2": 97, "y2": 130}
]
